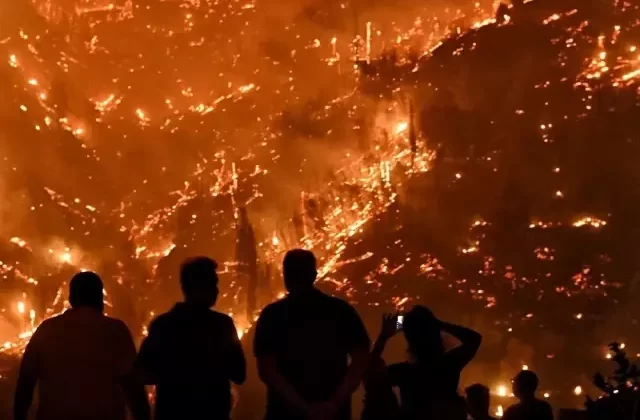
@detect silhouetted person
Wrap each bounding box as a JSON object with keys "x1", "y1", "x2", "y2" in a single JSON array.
[
  {"x1": 14, "y1": 272, "x2": 150, "y2": 420},
  {"x1": 466, "y1": 384, "x2": 497, "y2": 420},
  {"x1": 361, "y1": 314, "x2": 400, "y2": 420},
  {"x1": 254, "y1": 249, "x2": 370, "y2": 420},
  {"x1": 371, "y1": 307, "x2": 481, "y2": 419},
  {"x1": 236, "y1": 207, "x2": 258, "y2": 319},
  {"x1": 504, "y1": 370, "x2": 553, "y2": 420},
  {"x1": 137, "y1": 257, "x2": 246, "y2": 420}
]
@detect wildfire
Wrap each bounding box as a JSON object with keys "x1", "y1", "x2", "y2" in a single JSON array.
[
  {"x1": 573, "y1": 217, "x2": 607, "y2": 228},
  {"x1": 495, "y1": 384, "x2": 509, "y2": 397}
]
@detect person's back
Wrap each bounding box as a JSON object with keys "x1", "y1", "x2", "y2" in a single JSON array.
[
  {"x1": 465, "y1": 383, "x2": 497, "y2": 420},
  {"x1": 14, "y1": 272, "x2": 149, "y2": 420},
  {"x1": 504, "y1": 398, "x2": 553, "y2": 420},
  {"x1": 254, "y1": 249, "x2": 370, "y2": 420},
  {"x1": 30, "y1": 309, "x2": 134, "y2": 419},
  {"x1": 504, "y1": 370, "x2": 553, "y2": 420},
  {"x1": 137, "y1": 257, "x2": 246, "y2": 420}
]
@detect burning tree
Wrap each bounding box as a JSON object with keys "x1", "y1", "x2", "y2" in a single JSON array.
[{"x1": 587, "y1": 342, "x2": 640, "y2": 420}]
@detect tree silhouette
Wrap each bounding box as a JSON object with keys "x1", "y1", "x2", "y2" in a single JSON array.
[{"x1": 586, "y1": 342, "x2": 640, "y2": 420}]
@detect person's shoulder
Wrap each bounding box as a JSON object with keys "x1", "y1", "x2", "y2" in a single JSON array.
[
  {"x1": 255, "y1": 299, "x2": 289, "y2": 329},
  {"x1": 147, "y1": 311, "x2": 173, "y2": 331},
  {"x1": 103, "y1": 316, "x2": 133, "y2": 335},
  {"x1": 32, "y1": 314, "x2": 60, "y2": 336},
  {"x1": 38, "y1": 310, "x2": 79, "y2": 332},
  {"x1": 535, "y1": 398, "x2": 553, "y2": 410},
  {"x1": 260, "y1": 298, "x2": 288, "y2": 316},
  {"x1": 208, "y1": 310, "x2": 235, "y2": 327},
  {"x1": 320, "y1": 292, "x2": 355, "y2": 310},
  {"x1": 327, "y1": 295, "x2": 362, "y2": 320},
  {"x1": 504, "y1": 402, "x2": 520, "y2": 415},
  {"x1": 209, "y1": 309, "x2": 233, "y2": 321}
]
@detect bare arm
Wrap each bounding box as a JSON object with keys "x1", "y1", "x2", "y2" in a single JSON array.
[
  {"x1": 136, "y1": 320, "x2": 161, "y2": 386},
  {"x1": 121, "y1": 375, "x2": 151, "y2": 420},
  {"x1": 118, "y1": 323, "x2": 151, "y2": 420},
  {"x1": 371, "y1": 314, "x2": 398, "y2": 357},
  {"x1": 254, "y1": 307, "x2": 309, "y2": 415},
  {"x1": 329, "y1": 304, "x2": 371, "y2": 406},
  {"x1": 14, "y1": 336, "x2": 39, "y2": 420},
  {"x1": 257, "y1": 355, "x2": 309, "y2": 414},
  {"x1": 227, "y1": 322, "x2": 247, "y2": 385},
  {"x1": 440, "y1": 321, "x2": 482, "y2": 366},
  {"x1": 330, "y1": 345, "x2": 370, "y2": 405}
]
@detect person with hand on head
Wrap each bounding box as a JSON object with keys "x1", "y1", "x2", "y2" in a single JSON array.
[
  {"x1": 503, "y1": 370, "x2": 553, "y2": 420},
  {"x1": 254, "y1": 249, "x2": 370, "y2": 420},
  {"x1": 370, "y1": 306, "x2": 482, "y2": 419},
  {"x1": 137, "y1": 256, "x2": 246, "y2": 420},
  {"x1": 14, "y1": 271, "x2": 150, "y2": 420}
]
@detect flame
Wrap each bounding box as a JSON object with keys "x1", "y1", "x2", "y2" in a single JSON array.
[
  {"x1": 395, "y1": 121, "x2": 408, "y2": 134},
  {"x1": 496, "y1": 384, "x2": 508, "y2": 397}
]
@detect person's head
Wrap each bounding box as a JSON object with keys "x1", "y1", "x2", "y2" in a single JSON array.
[
  {"x1": 180, "y1": 257, "x2": 219, "y2": 307},
  {"x1": 402, "y1": 305, "x2": 444, "y2": 362},
  {"x1": 465, "y1": 384, "x2": 491, "y2": 417},
  {"x1": 283, "y1": 249, "x2": 317, "y2": 294},
  {"x1": 512, "y1": 370, "x2": 539, "y2": 400},
  {"x1": 69, "y1": 271, "x2": 104, "y2": 312}
]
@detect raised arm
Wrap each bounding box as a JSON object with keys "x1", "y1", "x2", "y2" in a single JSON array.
[
  {"x1": 440, "y1": 321, "x2": 482, "y2": 367},
  {"x1": 371, "y1": 314, "x2": 398, "y2": 357},
  {"x1": 14, "y1": 330, "x2": 41, "y2": 420}
]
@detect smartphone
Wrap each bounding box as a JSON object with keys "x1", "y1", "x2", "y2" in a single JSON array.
[{"x1": 396, "y1": 315, "x2": 404, "y2": 331}]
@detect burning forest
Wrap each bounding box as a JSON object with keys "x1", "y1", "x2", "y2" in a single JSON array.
[{"x1": 1, "y1": 0, "x2": 640, "y2": 416}]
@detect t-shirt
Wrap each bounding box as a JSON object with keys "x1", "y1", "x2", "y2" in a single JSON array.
[
  {"x1": 254, "y1": 289, "x2": 370, "y2": 420},
  {"x1": 21, "y1": 307, "x2": 136, "y2": 420},
  {"x1": 137, "y1": 303, "x2": 246, "y2": 420},
  {"x1": 503, "y1": 399, "x2": 554, "y2": 420}
]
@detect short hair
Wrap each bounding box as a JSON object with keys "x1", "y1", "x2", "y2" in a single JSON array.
[
  {"x1": 465, "y1": 384, "x2": 490, "y2": 411},
  {"x1": 283, "y1": 249, "x2": 316, "y2": 284},
  {"x1": 69, "y1": 271, "x2": 104, "y2": 309},
  {"x1": 180, "y1": 256, "x2": 218, "y2": 297},
  {"x1": 514, "y1": 370, "x2": 539, "y2": 394}
]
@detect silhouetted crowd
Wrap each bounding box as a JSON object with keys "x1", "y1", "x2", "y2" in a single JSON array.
[{"x1": 13, "y1": 249, "x2": 554, "y2": 420}]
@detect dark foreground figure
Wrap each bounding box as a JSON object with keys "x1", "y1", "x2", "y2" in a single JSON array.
[
  {"x1": 504, "y1": 370, "x2": 554, "y2": 420},
  {"x1": 466, "y1": 384, "x2": 497, "y2": 420},
  {"x1": 368, "y1": 307, "x2": 482, "y2": 419},
  {"x1": 254, "y1": 249, "x2": 370, "y2": 420},
  {"x1": 14, "y1": 272, "x2": 150, "y2": 420},
  {"x1": 137, "y1": 257, "x2": 246, "y2": 420}
]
